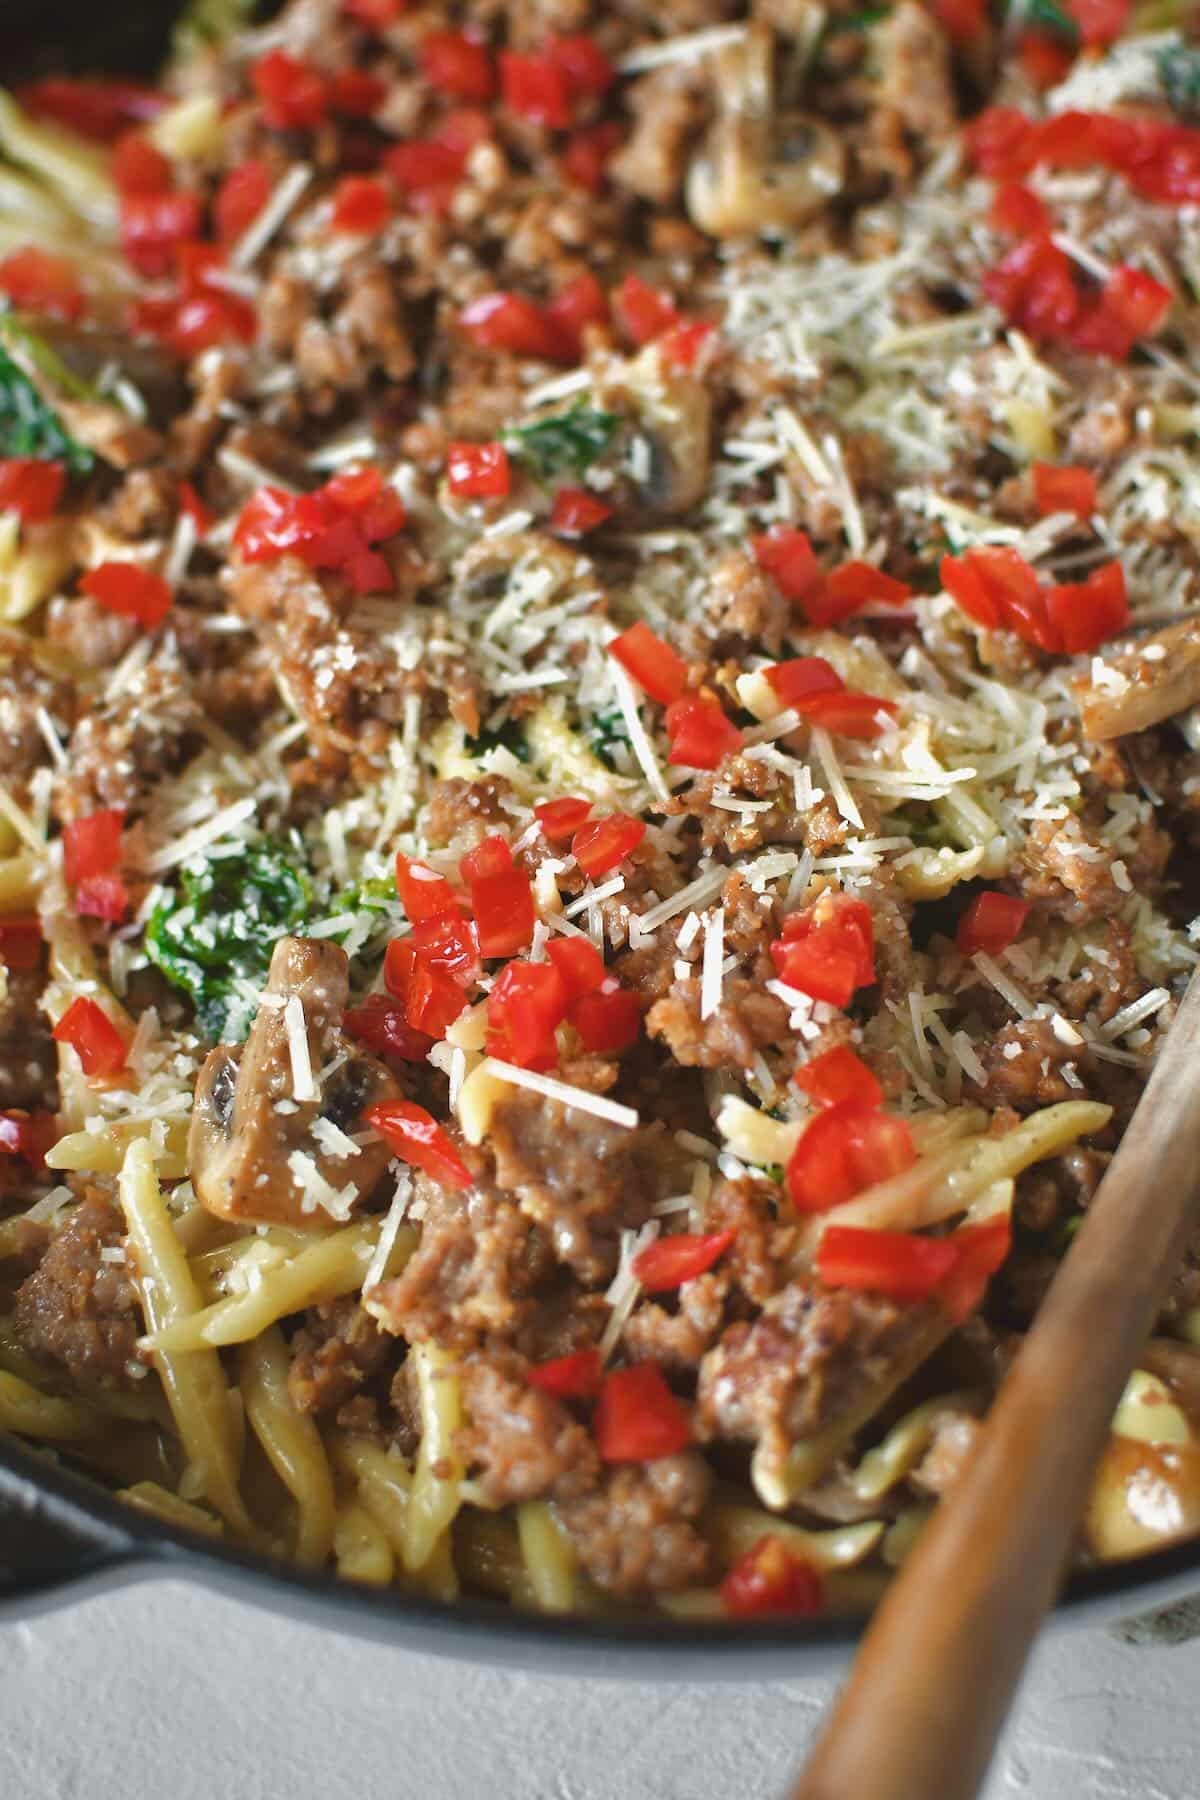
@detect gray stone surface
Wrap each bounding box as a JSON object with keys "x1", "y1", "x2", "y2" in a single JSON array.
[{"x1": 2, "y1": 1580, "x2": 1200, "y2": 1797}]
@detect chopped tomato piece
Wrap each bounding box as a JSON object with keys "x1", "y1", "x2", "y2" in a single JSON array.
[
  {"x1": 940, "y1": 545, "x2": 1053, "y2": 647},
  {"x1": 631, "y1": 1229, "x2": 735, "y2": 1292},
  {"x1": 593, "y1": 1363, "x2": 692, "y2": 1462},
  {"x1": 938, "y1": 1215, "x2": 1012, "y2": 1322},
  {"x1": 331, "y1": 70, "x2": 389, "y2": 116},
  {"x1": 545, "y1": 271, "x2": 609, "y2": 357},
  {"x1": 817, "y1": 1224, "x2": 958, "y2": 1302},
  {"x1": 487, "y1": 958, "x2": 568, "y2": 1069},
  {"x1": 364, "y1": 1099, "x2": 472, "y2": 1189},
  {"x1": 982, "y1": 232, "x2": 1080, "y2": 343},
  {"x1": 17, "y1": 77, "x2": 165, "y2": 143},
  {"x1": 965, "y1": 106, "x2": 1039, "y2": 180},
  {"x1": 751, "y1": 526, "x2": 822, "y2": 606},
  {"x1": 459, "y1": 834, "x2": 513, "y2": 884},
  {"x1": 989, "y1": 182, "x2": 1052, "y2": 238},
  {"x1": 0, "y1": 247, "x2": 84, "y2": 322},
  {"x1": 1044, "y1": 560, "x2": 1128, "y2": 653},
  {"x1": 534, "y1": 795, "x2": 592, "y2": 842},
  {"x1": 1017, "y1": 33, "x2": 1075, "y2": 89},
  {"x1": 765, "y1": 656, "x2": 843, "y2": 709},
  {"x1": 545, "y1": 936, "x2": 605, "y2": 997},
  {"x1": 546, "y1": 34, "x2": 616, "y2": 97},
  {"x1": 447, "y1": 441, "x2": 511, "y2": 499},
  {"x1": 794, "y1": 1045, "x2": 882, "y2": 1111},
  {"x1": 561, "y1": 122, "x2": 623, "y2": 194},
  {"x1": 0, "y1": 459, "x2": 66, "y2": 525},
  {"x1": 407, "y1": 952, "x2": 470, "y2": 1038},
  {"x1": 930, "y1": 0, "x2": 988, "y2": 37},
  {"x1": 330, "y1": 175, "x2": 393, "y2": 234},
  {"x1": 385, "y1": 137, "x2": 465, "y2": 203},
  {"x1": 52, "y1": 997, "x2": 126, "y2": 1077},
  {"x1": 571, "y1": 813, "x2": 646, "y2": 878},
  {"x1": 720, "y1": 1536, "x2": 824, "y2": 1619},
  {"x1": 112, "y1": 132, "x2": 173, "y2": 195},
  {"x1": 80, "y1": 563, "x2": 172, "y2": 629},
  {"x1": 120, "y1": 190, "x2": 204, "y2": 279},
  {"x1": 609, "y1": 620, "x2": 687, "y2": 705},
  {"x1": 394, "y1": 854, "x2": 458, "y2": 923},
  {"x1": 343, "y1": 993, "x2": 433, "y2": 1062},
  {"x1": 499, "y1": 51, "x2": 572, "y2": 128},
  {"x1": 665, "y1": 695, "x2": 743, "y2": 770},
  {"x1": 825, "y1": 562, "x2": 912, "y2": 610},
  {"x1": 787, "y1": 1103, "x2": 916, "y2": 1214},
  {"x1": 1065, "y1": 0, "x2": 1130, "y2": 45},
  {"x1": 411, "y1": 913, "x2": 480, "y2": 987},
  {"x1": 1071, "y1": 264, "x2": 1171, "y2": 359},
  {"x1": 797, "y1": 690, "x2": 898, "y2": 740},
  {"x1": 0, "y1": 915, "x2": 43, "y2": 970},
  {"x1": 769, "y1": 891, "x2": 875, "y2": 1009},
  {"x1": 459, "y1": 291, "x2": 569, "y2": 361},
  {"x1": 420, "y1": 30, "x2": 495, "y2": 102},
  {"x1": 659, "y1": 318, "x2": 717, "y2": 369},
  {"x1": 63, "y1": 809, "x2": 124, "y2": 885},
  {"x1": 0, "y1": 1109, "x2": 56, "y2": 1165},
  {"x1": 527, "y1": 1346, "x2": 604, "y2": 1399},
  {"x1": 612, "y1": 274, "x2": 680, "y2": 347},
  {"x1": 215, "y1": 159, "x2": 271, "y2": 243},
  {"x1": 253, "y1": 50, "x2": 330, "y2": 130},
  {"x1": 956, "y1": 890, "x2": 1031, "y2": 957},
  {"x1": 570, "y1": 985, "x2": 642, "y2": 1054},
  {"x1": 466, "y1": 842, "x2": 535, "y2": 959},
  {"x1": 342, "y1": 0, "x2": 406, "y2": 24},
  {"x1": 74, "y1": 875, "x2": 129, "y2": 922},
  {"x1": 551, "y1": 487, "x2": 612, "y2": 536},
  {"x1": 1032, "y1": 462, "x2": 1098, "y2": 519},
  {"x1": 153, "y1": 289, "x2": 257, "y2": 358}
]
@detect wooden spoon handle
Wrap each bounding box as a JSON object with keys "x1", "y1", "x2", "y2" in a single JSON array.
[{"x1": 792, "y1": 971, "x2": 1200, "y2": 1800}]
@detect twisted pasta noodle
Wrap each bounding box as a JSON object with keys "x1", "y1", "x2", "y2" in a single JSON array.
[
  {"x1": 706, "y1": 1504, "x2": 885, "y2": 1573},
  {"x1": 117, "y1": 1138, "x2": 250, "y2": 1534},
  {"x1": 0, "y1": 1367, "x2": 103, "y2": 1438},
  {"x1": 333, "y1": 1498, "x2": 394, "y2": 1587},
  {"x1": 240, "y1": 1325, "x2": 335, "y2": 1567},
  {"x1": 46, "y1": 1119, "x2": 190, "y2": 1180},
  {"x1": 0, "y1": 90, "x2": 118, "y2": 231},
  {"x1": 453, "y1": 1509, "x2": 536, "y2": 1608},
  {"x1": 402, "y1": 1342, "x2": 464, "y2": 1576},
  {"x1": 517, "y1": 1501, "x2": 578, "y2": 1614},
  {"x1": 118, "y1": 1480, "x2": 224, "y2": 1537},
  {"x1": 0, "y1": 851, "x2": 36, "y2": 912},
  {"x1": 849, "y1": 1390, "x2": 983, "y2": 1502}
]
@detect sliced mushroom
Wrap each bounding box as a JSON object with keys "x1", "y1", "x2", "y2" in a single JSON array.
[
  {"x1": 598, "y1": 347, "x2": 712, "y2": 519},
  {"x1": 1076, "y1": 618, "x2": 1200, "y2": 741},
  {"x1": 189, "y1": 937, "x2": 402, "y2": 1227},
  {"x1": 686, "y1": 24, "x2": 844, "y2": 238}
]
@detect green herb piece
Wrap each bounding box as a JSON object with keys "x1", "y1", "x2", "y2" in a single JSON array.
[
  {"x1": 145, "y1": 842, "x2": 310, "y2": 1040},
  {"x1": 1010, "y1": 0, "x2": 1078, "y2": 36},
  {"x1": 588, "y1": 707, "x2": 631, "y2": 771},
  {"x1": 1159, "y1": 43, "x2": 1200, "y2": 116},
  {"x1": 506, "y1": 402, "x2": 619, "y2": 482},
  {"x1": 0, "y1": 331, "x2": 92, "y2": 473},
  {"x1": 173, "y1": 0, "x2": 260, "y2": 55},
  {"x1": 470, "y1": 716, "x2": 530, "y2": 763}
]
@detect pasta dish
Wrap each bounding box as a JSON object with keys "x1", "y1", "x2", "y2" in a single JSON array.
[{"x1": 3, "y1": 0, "x2": 1200, "y2": 1621}]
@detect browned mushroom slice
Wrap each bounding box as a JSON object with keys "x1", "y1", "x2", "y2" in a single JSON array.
[
  {"x1": 189, "y1": 937, "x2": 402, "y2": 1226},
  {"x1": 597, "y1": 348, "x2": 712, "y2": 519},
  {"x1": 685, "y1": 25, "x2": 844, "y2": 239},
  {"x1": 1076, "y1": 619, "x2": 1200, "y2": 741}
]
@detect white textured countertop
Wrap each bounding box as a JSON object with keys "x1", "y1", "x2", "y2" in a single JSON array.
[{"x1": 2, "y1": 1580, "x2": 1199, "y2": 1798}]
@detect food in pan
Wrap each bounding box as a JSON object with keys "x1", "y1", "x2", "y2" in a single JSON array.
[{"x1": 2, "y1": 0, "x2": 1200, "y2": 1620}]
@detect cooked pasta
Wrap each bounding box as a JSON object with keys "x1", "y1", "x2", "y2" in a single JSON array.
[{"x1": 2, "y1": 0, "x2": 1200, "y2": 1627}]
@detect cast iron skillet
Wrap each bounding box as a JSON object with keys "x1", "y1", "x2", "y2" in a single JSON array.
[{"x1": 4, "y1": 0, "x2": 1200, "y2": 1675}]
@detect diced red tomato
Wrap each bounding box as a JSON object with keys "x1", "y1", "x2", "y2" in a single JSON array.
[
  {"x1": 825, "y1": 562, "x2": 912, "y2": 610},
  {"x1": 1071, "y1": 264, "x2": 1172, "y2": 359},
  {"x1": 659, "y1": 318, "x2": 717, "y2": 370},
  {"x1": 1065, "y1": 0, "x2": 1130, "y2": 45},
  {"x1": 989, "y1": 181, "x2": 1052, "y2": 239},
  {"x1": 80, "y1": 563, "x2": 172, "y2": 629},
  {"x1": 609, "y1": 620, "x2": 688, "y2": 705},
  {"x1": 0, "y1": 247, "x2": 84, "y2": 323},
  {"x1": 447, "y1": 441, "x2": 511, "y2": 499},
  {"x1": 330, "y1": 175, "x2": 393, "y2": 234},
  {"x1": 63, "y1": 809, "x2": 124, "y2": 886},
  {"x1": 215, "y1": 159, "x2": 271, "y2": 243},
  {"x1": 938, "y1": 1214, "x2": 1012, "y2": 1322},
  {"x1": 799, "y1": 690, "x2": 898, "y2": 740},
  {"x1": 343, "y1": 0, "x2": 407, "y2": 26},
  {"x1": 1044, "y1": 560, "x2": 1128, "y2": 653},
  {"x1": 546, "y1": 33, "x2": 616, "y2": 97},
  {"x1": 550, "y1": 487, "x2": 612, "y2": 536},
  {"x1": 233, "y1": 475, "x2": 404, "y2": 585},
  {"x1": 487, "y1": 958, "x2": 568, "y2": 1068},
  {"x1": 466, "y1": 841, "x2": 536, "y2": 959},
  {"x1": 545, "y1": 936, "x2": 605, "y2": 996},
  {"x1": 0, "y1": 1109, "x2": 56, "y2": 1165},
  {"x1": 570, "y1": 985, "x2": 642, "y2": 1054},
  {"x1": 253, "y1": 50, "x2": 330, "y2": 130},
  {"x1": 343, "y1": 993, "x2": 433, "y2": 1062},
  {"x1": 331, "y1": 70, "x2": 389, "y2": 117},
  {"x1": 1032, "y1": 462, "x2": 1098, "y2": 519},
  {"x1": 410, "y1": 913, "x2": 480, "y2": 988},
  {"x1": 940, "y1": 544, "x2": 1043, "y2": 635},
  {"x1": 17, "y1": 77, "x2": 165, "y2": 143},
  {"x1": 74, "y1": 875, "x2": 129, "y2": 922},
  {"x1": 965, "y1": 106, "x2": 1039, "y2": 181},
  {"x1": 929, "y1": 0, "x2": 988, "y2": 39},
  {"x1": 794, "y1": 1045, "x2": 882, "y2": 1112},
  {"x1": 384, "y1": 138, "x2": 463, "y2": 205},
  {"x1": 769, "y1": 891, "x2": 875, "y2": 1009},
  {"x1": 751, "y1": 526, "x2": 823, "y2": 606},
  {"x1": 534, "y1": 795, "x2": 592, "y2": 842},
  {"x1": 384, "y1": 937, "x2": 468, "y2": 1039},
  {"x1": 364, "y1": 1099, "x2": 472, "y2": 1189},
  {"x1": 787, "y1": 1103, "x2": 916, "y2": 1214},
  {"x1": 0, "y1": 915, "x2": 43, "y2": 971},
  {"x1": 120, "y1": 190, "x2": 204, "y2": 279},
  {"x1": 499, "y1": 51, "x2": 572, "y2": 128},
  {"x1": 459, "y1": 835, "x2": 513, "y2": 884},
  {"x1": 612, "y1": 274, "x2": 680, "y2": 347},
  {"x1": 955, "y1": 890, "x2": 1031, "y2": 957},
  {"x1": 720, "y1": 1536, "x2": 824, "y2": 1619},
  {"x1": 631, "y1": 1229, "x2": 735, "y2": 1292},
  {"x1": 150, "y1": 288, "x2": 257, "y2": 358},
  {"x1": 52, "y1": 997, "x2": 127, "y2": 1077},
  {"x1": 459, "y1": 291, "x2": 570, "y2": 361},
  {"x1": 561, "y1": 122, "x2": 622, "y2": 194},
  {"x1": 593, "y1": 1363, "x2": 692, "y2": 1462},
  {"x1": 527, "y1": 1346, "x2": 604, "y2": 1400},
  {"x1": 983, "y1": 232, "x2": 1080, "y2": 342},
  {"x1": 665, "y1": 695, "x2": 743, "y2": 770},
  {"x1": 817, "y1": 1224, "x2": 958, "y2": 1302},
  {"x1": 0, "y1": 459, "x2": 66, "y2": 525},
  {"x1": 571, "y1": 813, "x2": 646, "y2": 878},
  {"x1": 112, "y1": 132, "x2": 173, "y2": 196},
  {"x1": 765, "y1": 656, "x2": 843, "y2": 710},
  {"x1": 394, "y1": 853, "x2": 458, "y2": 923},
  {"x1": 1016, "y1": 33, "x2": 1075, "y2": 90},
  {"x1": 545, "y1": 271, "x2": 608, "y2": 357},
  {"x1": 420, "y1": 30, "x2": 495, "y2": 102}
]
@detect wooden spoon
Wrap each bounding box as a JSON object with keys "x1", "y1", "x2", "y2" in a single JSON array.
[{"x1": 792, "y1": 969, "x2": 1200, "y2": 1800}]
